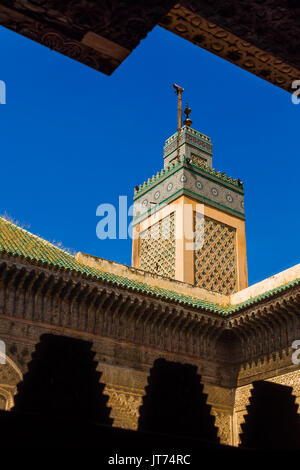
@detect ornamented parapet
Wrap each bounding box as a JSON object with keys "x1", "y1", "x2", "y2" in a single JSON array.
[
  {"x1": 134, "y1": 154, "x2": 243, "y2": 198},
  {"x1": 163, "y1": 126, "x2": 213, "y2": 168},
  {"x1": 133, "y1": 156, "x2": 244, "y2": 225}
]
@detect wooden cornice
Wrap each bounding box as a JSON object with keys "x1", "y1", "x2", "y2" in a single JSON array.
[
  {"x1": 0, "y1": 1, "x2": 299, "y2": 91},
  {"x1": 0, "y1": 253, "x2": 299, "y2": 364}
]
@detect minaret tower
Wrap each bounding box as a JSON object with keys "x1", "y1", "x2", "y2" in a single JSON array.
[{"x1": 132, "y1": 85, "x2": 247, "y2": 294}]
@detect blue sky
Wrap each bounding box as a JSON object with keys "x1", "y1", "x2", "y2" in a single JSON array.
[{"x1": 0, "y1": 25, "x2": 299, "y2": 286}]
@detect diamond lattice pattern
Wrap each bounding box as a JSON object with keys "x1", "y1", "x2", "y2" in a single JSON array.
[
  {"x1": 139, "y1": 213, "x2": 175, "y2": 279},
  {"x1": 194, "y1": 214, "x2": 237, "y2": 294}
]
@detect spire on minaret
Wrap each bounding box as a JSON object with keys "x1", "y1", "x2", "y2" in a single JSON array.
[
  {"x1": 183, "y1": 103, "x2": 192, "y2": 127},
  {"x1": 173, "y1": 83, "x2": 184, "y2": 162},
  {"x1": 162, "y1": 87, "x2": 212, "y2": 168},
  {"x1": 173, "y1": 83, "x2": 184, "y2": 131}
]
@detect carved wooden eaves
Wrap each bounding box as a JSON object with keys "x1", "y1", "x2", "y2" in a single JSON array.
[{"x1": 0, "y1": 1, "x2": 299, "y2": 92}]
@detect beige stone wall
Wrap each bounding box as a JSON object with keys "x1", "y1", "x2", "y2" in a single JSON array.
[{"x1": 231, "y1": 263, "x2": 300, "y2": 305}]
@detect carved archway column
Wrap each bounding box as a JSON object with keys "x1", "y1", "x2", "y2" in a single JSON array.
[
  {"x1": 232, "y1": 384, "x2": 253, "y2": 446},
  {"x1": 105, "y1": 384, "x2": 144, "y2": 430},
  {"x1": 97, "y1": 362, "x2": 148, "y2": 431},
  {"x1": 203, "y1": 384, "x2": 235, "y2": 446},
  {"x1": 0, "y1": 352, "x2": 23, "y2": 410}
]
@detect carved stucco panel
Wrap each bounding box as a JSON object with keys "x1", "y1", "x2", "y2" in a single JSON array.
[
  {"x1": 233, "y1": 370, "x2": 300, "y2": 446},
  {"x1": 233, "y1": 384, "x2": 253, "y2": 446},
  {"x1": 211, "y1": 409, "x2": 232, "y2": 446},
  {"x1": 104, "y1": 384, "x2": 144, "y2": 430},
  {"x1": 204, "y1": 384, "x2": 235, "y2": 446},
  {"x1": 267, "y1": 370, "x2": 300, "y2": 409},
  {"x1": 0, "y1": 352, "x2": 23, "y2": 410}
]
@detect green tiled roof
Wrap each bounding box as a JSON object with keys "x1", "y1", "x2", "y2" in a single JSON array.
[
  {"x1": 228, "y1": 278, "x2": 300, "y2": 313},
  {"x1": 0, "y1": 216, "x2": 224, "y2": 313},
  {"x1": 0, "y1": 216, "x2": 298, "y2": 316}
]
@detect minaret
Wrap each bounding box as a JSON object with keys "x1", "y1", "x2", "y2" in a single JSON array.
[{"x1": 132, "y1": 85, "x2": 247, "y2": 294}]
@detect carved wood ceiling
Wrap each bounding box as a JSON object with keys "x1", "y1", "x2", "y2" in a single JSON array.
[{"x1": 0, "y1": 1, "x2": 299, "y2": 91}]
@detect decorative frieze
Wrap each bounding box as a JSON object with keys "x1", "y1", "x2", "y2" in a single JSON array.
[{"x1": 133, "y1": 163, "x2": 245, "y2": 225}]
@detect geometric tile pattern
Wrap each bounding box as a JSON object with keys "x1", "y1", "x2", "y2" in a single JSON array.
[
  {"x1": 133, "y1": 165, "x2": 245, "y2": 226},
  {"x1": 194, "y1": 214, "x2": 237, "y2": 294},
  {"x1": 139, "y1": 213, "x2": 175, "y2": 279}
]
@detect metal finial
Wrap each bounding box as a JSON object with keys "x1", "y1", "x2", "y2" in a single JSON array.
[
  {"x1": 173, "y1": 83, "x2": 184, "y2": 161},
  {"x1": 183, "y1": 103, "x2": 192, "y2": 127}
]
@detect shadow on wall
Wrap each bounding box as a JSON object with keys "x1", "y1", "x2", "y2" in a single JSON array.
[
  {"x1": 240, "y1": 380, "x2": 300, "y2": 450},
  {"x1": 12, "y1": 334, "x2": 112, "y2": 425},
  {"x1": 138, "y1": 358, "x2": 219, "y2": 443}
]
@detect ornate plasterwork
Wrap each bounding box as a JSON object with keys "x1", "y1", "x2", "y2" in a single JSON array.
[
  {"x1": 233, "y1": 383, "x2": 253, "y2": 446},
  {"x1": 160, "y1": 3, "x2": 299, "y2": 93},
  {"x1": 203, "y1": 384, "x2": 234, "y2": 445},
  {"x1": 0, "y1": 249, "x2": 299, "y2": 447},
  {"x1": 0, "y1": 353, "x2": 23, "y2": 410},
  {"x1": 234, "y1": 384, "x2": 253, "y2": 412},
  {"x1": 105, "y1": 384, "x2": 143, "y2": 430},
  {"x1": 233, "y1": 370, "x2": 300, "y2": 446},
  {"x1": 0, "y1": 385, "x2": 15, "y2": 410},
  {"x1": 211, "y1": 410, "x2": 232, "y2": 445},
  {"x1": 268, "y1": 370, "x2": 300, "y2": 403},
  {"x1": 0, "y1": 0, "x2": 175, "y2": 75}
]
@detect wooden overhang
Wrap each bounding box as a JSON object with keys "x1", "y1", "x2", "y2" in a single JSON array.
[{"x1": 0, "y1": 1, "x2": 299, "y2": 92}]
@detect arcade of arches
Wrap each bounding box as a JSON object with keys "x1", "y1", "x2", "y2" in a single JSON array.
[{"x1": 0, "y1": 217, "x2": 299, "y2": 447}]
